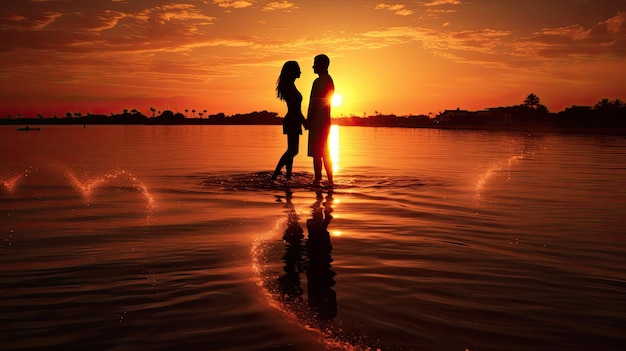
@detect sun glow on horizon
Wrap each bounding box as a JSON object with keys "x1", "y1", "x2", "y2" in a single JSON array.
[{"x1": 331, "y1": 93, "x2": 342, "y2": 107}]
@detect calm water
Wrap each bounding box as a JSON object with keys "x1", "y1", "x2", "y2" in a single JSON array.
[{"x1": 1, "y1": 125, "x2": 625, "y2": 351}]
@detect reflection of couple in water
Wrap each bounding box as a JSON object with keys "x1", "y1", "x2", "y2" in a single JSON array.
[
  {"x1": 271, "y1": 54, "x2": 334, "y2": 187},
  {"x1": 274, "y1": 190, "x2": 337, "y2": 324}
]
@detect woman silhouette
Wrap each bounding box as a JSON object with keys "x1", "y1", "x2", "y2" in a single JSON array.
[{"x1": 271, "y1": 61, "x2": 305, "y2": 181}]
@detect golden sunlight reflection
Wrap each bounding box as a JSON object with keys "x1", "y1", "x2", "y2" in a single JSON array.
[
  {"x1": 329, "y1": 125, "x2": 340, "y2": 172},
  {"x1": 331, "y1": 230, "x2": 343, "y2": 237},
  {"x1": 331, "y1": 93, "x2": 342, "y2": 107}
]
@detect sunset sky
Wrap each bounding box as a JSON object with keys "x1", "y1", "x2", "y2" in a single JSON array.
[{"x1": 1, "y1": 0, "x2": 625, "y2": 118}]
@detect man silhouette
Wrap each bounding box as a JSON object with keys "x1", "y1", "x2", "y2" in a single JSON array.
[{"x1": 306, "y1": 54, "x2": 334, "y2": 186}]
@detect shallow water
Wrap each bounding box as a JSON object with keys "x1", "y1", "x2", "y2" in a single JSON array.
[{"x1": 1, "y1": 125, "x2": 625, "y2": 351}]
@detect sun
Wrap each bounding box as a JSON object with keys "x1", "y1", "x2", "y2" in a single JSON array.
[{"x1": 331, "y1": 93, "x2": 342, "y2": 106}]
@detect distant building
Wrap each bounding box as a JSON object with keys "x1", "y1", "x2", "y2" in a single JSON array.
[
  {"x1": 407, "y1": 115, "x2": 430, "y2": 124},
  {"x1": 437, "y1": 109, "x2": 473, "y2": 124},
  {"x1": 477, "y1": 108, "x2": 513, "y2": 125},
  {"x1": 437, "y1": 108, "x2": 514, "y2": 125}
]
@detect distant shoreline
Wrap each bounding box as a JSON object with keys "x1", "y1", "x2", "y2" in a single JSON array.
[
  {"x1": 392, "y1": 124, "x2": 626, "y2": 136},
  {"x1": 3, "y1": 118, "x2": 625, "y2": 136},
  {"x1": 4, "y1": 96, "x2": 624, "y2": 136}
]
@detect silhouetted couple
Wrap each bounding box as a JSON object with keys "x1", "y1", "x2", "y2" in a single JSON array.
[{"x1": 271, "y1": 54, "x2": 335, "y2": 187}]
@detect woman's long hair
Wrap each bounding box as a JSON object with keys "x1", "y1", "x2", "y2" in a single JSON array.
[{"x1": 276, "y1": 61, "x2": 299, "y2": 101}]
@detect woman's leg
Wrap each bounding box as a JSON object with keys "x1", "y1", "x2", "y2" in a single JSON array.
[
  {"x1": 284, "y1": 133, "x2": 299, "y2": 179},
  {"x1": 271, "y1": 157, "x2": 284, "y2": 180},
  {"x1": 272, "y1": 134, "x2": 299, "y2": 180}
]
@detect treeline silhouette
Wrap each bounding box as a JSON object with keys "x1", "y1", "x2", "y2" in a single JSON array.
[
  {"x1": 2, "y1": 110, "x2": 282, "y2": 126},
  {"x1": 336, "y1": 95, "x2": 626, "y2": 131},
  {"x1": 3, "y1": 95, "x2": 625, "y2": 134}
]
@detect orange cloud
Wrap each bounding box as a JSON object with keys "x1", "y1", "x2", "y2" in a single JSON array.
[
  {"x1": 360, "y1": 11, "x2": 626, "y2": 69},
  {"x1": 375, "y1": 3, "x2": 414, "y2": 16},
  {"x1": 263, "y1": 1, "x2": 299, "y2": 12},
  {"x1": 517, "y1": 12, "x2": 626, "y2": 59},
  {"x1": 0, "y1": 10, "x2": 62, "y2": 29},
  {"x1": 423, "y1": 0, "x2": 462, "y2": 6},
  {"x1": 213, "y1": 0, "x2": 255, "y2": 9}
]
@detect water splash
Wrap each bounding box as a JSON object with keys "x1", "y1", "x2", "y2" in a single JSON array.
[
  {"x1": 0, "y1": 167, "x2": 33, "y2": 194},
  {"x1": 1, "y1": 175, "x2": 22, "y2": 194},
  {"x1": 66, "y1": 169, "x2": 155, "y2": 210},
  {"x1": 475, "y1": 154, "x2": 523, "y2": 200}
]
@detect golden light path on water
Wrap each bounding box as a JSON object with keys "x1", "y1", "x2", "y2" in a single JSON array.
[{"x1": 329, "y1": 124, "x2": 340, "y2": 173}]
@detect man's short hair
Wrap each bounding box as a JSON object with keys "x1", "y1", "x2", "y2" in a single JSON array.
[{"x1": 314, "y1": 54, "x2": 330, "y2": 69}]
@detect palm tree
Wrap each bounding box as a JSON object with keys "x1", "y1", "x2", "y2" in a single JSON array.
[
  {"x1": 150, "y1": 107, "x2": 156, "y2": 117},
  {"x1": 596, "y1": 98, "x2": 625, "y2": 110},
  {"x1": 594, "y1": 98, "x2": 611, "y2": 110},
  {"x1": 192, "y1": 109, "x2": 196, "y2": 118},
  {"x1": 524, "y1": 93, "x2": 540, "y2": 109},
  {"x1": 185, "y1": 109, "x2": 189, "y2": 117}
]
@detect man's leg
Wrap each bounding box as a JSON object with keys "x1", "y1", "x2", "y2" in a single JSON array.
[
  {"x1": 323, "y1": 156, "x2": 333, "y2": 185},
  {"x1": 313, "y1": 157, "x2": 322, "y2": 182}
]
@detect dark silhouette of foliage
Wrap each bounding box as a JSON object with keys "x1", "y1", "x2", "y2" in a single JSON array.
[
  {"x1": 2, "y1": 94, "x2": 624, "y2": 134},
  {"x1": 524, "y1": 93, "x2": 540, "y2": 109}
]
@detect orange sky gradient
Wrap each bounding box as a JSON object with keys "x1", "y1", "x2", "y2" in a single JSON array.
[{"x1": 1, "y1": 0, "x2": 625, "y2": 118}]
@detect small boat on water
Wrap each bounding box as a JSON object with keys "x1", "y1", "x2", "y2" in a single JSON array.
[{"x1": 16, "y1": 126, "x2": 40, "y2": 131}]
